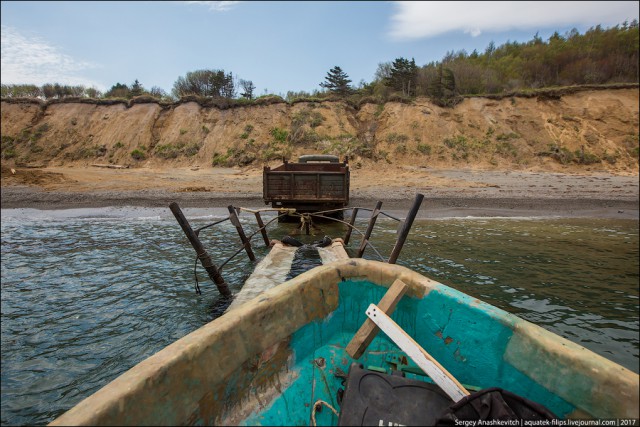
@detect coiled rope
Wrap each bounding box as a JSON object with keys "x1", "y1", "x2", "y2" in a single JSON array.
[{"x1": 311, "y1": 399, "x2": 339, "y2": 426}]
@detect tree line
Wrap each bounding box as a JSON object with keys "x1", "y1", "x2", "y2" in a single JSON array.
[{"x1": 1, "y1": 21, "x2": 637, "y2": 106}]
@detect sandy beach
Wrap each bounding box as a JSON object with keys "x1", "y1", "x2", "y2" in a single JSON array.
[{"x1": 1, "y1": 165, "x2": 638, "y2": 219}]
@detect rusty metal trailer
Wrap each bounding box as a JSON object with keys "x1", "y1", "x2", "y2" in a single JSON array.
[{"x1": 263, "y1": 155, "x2": 350, "y2": 217}]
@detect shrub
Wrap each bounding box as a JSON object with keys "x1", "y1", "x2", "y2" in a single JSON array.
[
  {"x1": 443, "y1": 135, "x2": 468, "y2": 150},
  {"x1": 574, "y1": 148, "x2": 600, "y2": 165},
  {"x1": 496, "y1": 132, "x2": 519, "y2": 141},
  {"x1": 2, "y1": 148, "x2": 17, "y2": 159},
  {"x1": 155, "y1": 142, "x2": 201, "y2": 158},
  {"x1": 308, "y1": 111, "x2": 325, "y2": 128},
  {"x1": 495, "y1": 141, "x2": 517, "y2": 158},
  {"x1": 543, "y1": 144, "x2": 574, "y2": 164},
  {"x1": 1, "y1": 135, "x2": 16, "y2": 145},
  {"x1": 602, "y1": 150, "x2": 619, "y2": 164},
  {"x1": 270, "y1": 127, "x2": 288, "y2": 144},
  {"x1": 395, "y1": 144, "x2": 407, "y2": 154},
  {"x1": 212, "y1": 152, "x2": 229, "y2": 166},
  {"x1": 417, "y1": 143, "x2": 432, "y2": 155},
  {"x1": 183, "y1": 143, "x2": 200, "y2": 157},
  {"x1": 253, "y1": 95, "x2": 285, "y2": 106},
  {"x1": 386, "y1": 133, "x2": 409, "y2": 144},
  {"x1": 155, "y1": 144, "x2": 180, "y2": 159},
  {"x1": 131, "y1": 149, "x2": 146, "y2": 160}
]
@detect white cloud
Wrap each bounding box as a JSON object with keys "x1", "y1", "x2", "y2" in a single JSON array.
[
  {"x1": 388, "y1": 1, "x2": 640, "y2": 40},
  {"x1": 1, "y1": 26, "x2": 103, "y2": 89},
  {"x1": 184, "y1": 1, "x2": 241, "y2": 12}
]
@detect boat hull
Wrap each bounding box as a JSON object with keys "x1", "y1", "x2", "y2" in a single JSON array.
[{"x1": 50, "y1": 259, "x2": 639, "y2": 425}]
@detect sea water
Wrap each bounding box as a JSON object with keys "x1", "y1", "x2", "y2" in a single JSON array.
[{"x1": 1, "y1": 207, "x2": 638, "y2": 426}]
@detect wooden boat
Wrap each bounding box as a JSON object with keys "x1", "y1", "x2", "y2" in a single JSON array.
[{"x1": 49, "y1": 257, "x2": 639, "y2": 425}]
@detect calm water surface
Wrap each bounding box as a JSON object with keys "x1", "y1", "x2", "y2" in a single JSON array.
[{"x1": 1, "y1": 207, "x2": 638, "y2": 426}]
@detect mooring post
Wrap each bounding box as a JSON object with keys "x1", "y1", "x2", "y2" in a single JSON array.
[
  {"x1": 357, "y1": 201, "x2": 383, "y2": 258},
  {"x1": 228, "y1": 205, "x2": 256, "y2": 261},
  {"x1": 169, "y1": 202, "x2": 232, "y2": 299},
  {"x1": 388, "y1": 193, "x2": 424, "y2": 264},
  {"x1": 343, "y1": 207, "x2": 359, "y2": 245},
  {"x1": 254, "y1": 211, "x2": 271, "y2": 247}
]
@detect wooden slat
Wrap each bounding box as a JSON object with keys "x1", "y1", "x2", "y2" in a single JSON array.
[
  {"x1": 365, "y1": 303, "x2": 470, "y2": 402},
  {"x1": 346, "y1": 279, "x2": 408, "y2": 359}
]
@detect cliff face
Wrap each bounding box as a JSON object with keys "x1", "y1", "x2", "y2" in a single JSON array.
[{"x1": 1, "y1": 88, "x2": 638, "y2": 174}]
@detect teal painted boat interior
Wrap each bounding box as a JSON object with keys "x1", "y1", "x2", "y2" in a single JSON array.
[{"x1": 242, "y1": 279, "x2": 575, "y2": 425}]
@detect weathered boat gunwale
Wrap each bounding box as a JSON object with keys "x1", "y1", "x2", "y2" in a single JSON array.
[{"x1": 49, "y1": 259, "x2": 640, "y2": 426}]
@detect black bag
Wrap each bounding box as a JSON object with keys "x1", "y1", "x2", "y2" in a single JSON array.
[{"x1": 437, "y1": 387, "x2": 557, "y2": 424}]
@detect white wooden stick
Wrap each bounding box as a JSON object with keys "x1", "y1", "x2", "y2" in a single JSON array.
[{"x1": 365, "y1": 303, "x2": 470, "y2": 402}]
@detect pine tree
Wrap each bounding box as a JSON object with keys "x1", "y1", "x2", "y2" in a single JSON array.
[
  {"x1": 320, "y1": 66, "x2": 353, "y2": 96},
  {"x1": 427, "y1": 64, "x2": 460, "y2": 107},
  {"x1": 386, "y1": 57, "x2": 418, "y2": 96},
  {"x1": 130, "y1": 79, "x2": 144, "y2": 97}
]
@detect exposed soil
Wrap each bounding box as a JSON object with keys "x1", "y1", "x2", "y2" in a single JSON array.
[{"x1": 2, "y1": 88, "x2": 637, "y2": 218}]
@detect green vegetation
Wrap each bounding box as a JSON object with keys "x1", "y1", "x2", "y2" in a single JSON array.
[
  {"x1": 1, "y1": 135, "x2": 17, "y2": 160},
  {"x1": 385, "y1": 133, "x2": 409, "y2": 144},
  {"x1": 321, "y1": 134, "x2": 381, "y2": 161},
  {"x1": 417, "y1": 143, "x2": 432, "y2": 155},
  {"x1": 496, "y1": 132, "x2": 519, "y2": 141},
  {"x1": 495, "y1": 142, "x2": 518, "y2": 158},
  {"x1": 320, "y1": 66, "x2": 353, "y2": 96},
  {"x1": 1, "y1": 125, "x2": 52, "y2": 159},
  {"x1": 574, "y1": 147, "x2": 601, "y2": 165},
  {"x1": 154, "y1": 142, "x2": 201, "y2": 159},
  {"x1": 289, "y1": 108, "x2": 326, "y2": 144},
  {"x1": 130, "y1": 148, "x2": 146, "y2": 160},
  {"x1": 64, "y1": 144, "x2": 107, "y2": 160},
  {"x1": 536, "y1": 143, "x2": 603, "y2": 165},
  {"x1": 2, "y1": 21, "x2": 636, "y2": 106},
  {"x1": 212, "y1": 148, "x2": 256, "y2": 166},
  {"x1": 239, "y1": 124, "x2": 254, "y2": 140},
  {"x1": 172, "y1": 69, "x2": 236, "y2": 99},
  {"x1": 270, "y1": 127, "x2": 288, "y2": 144}
]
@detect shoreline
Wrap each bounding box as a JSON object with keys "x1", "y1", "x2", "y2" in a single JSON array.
[
  {"x1": 1, "y1": 165, "x2": 638, "y2": 219},
  {"x1": 1, "y1": 185, "x2": 638, "y2": 219}
]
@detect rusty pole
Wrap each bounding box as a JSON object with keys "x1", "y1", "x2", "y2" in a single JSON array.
[
  {"x1": 169, "y1": 202, "x2": 232, "y2": 298},
  {"x1": 388, "y1": 193, "x2": 424, "y2": 264},
  {"x1": 356, "y1": 201, "x2": 383, "y2": 258},
  {"x1": 254, "y1": 211, "x2": 271, "y2": 247},
  {"x1": 343, "y1": 207, "x2": 359, "y2": 245},
  {"x1": 228, "y1": 205, "x2": 256, "y2": 261}
]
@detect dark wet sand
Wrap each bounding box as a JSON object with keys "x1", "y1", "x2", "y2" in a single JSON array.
[{"x1": 1, "y1": 185, "x2": 637, "y2": 219}]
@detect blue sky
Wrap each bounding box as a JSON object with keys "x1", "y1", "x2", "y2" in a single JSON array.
[{"x1": 1, "y1": 1, "x2": 638, "y2": 97}]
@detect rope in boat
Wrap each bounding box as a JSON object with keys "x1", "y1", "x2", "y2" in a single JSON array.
[{"x1": 311, "y1": 400, "x2": 339, "y2": 426}]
